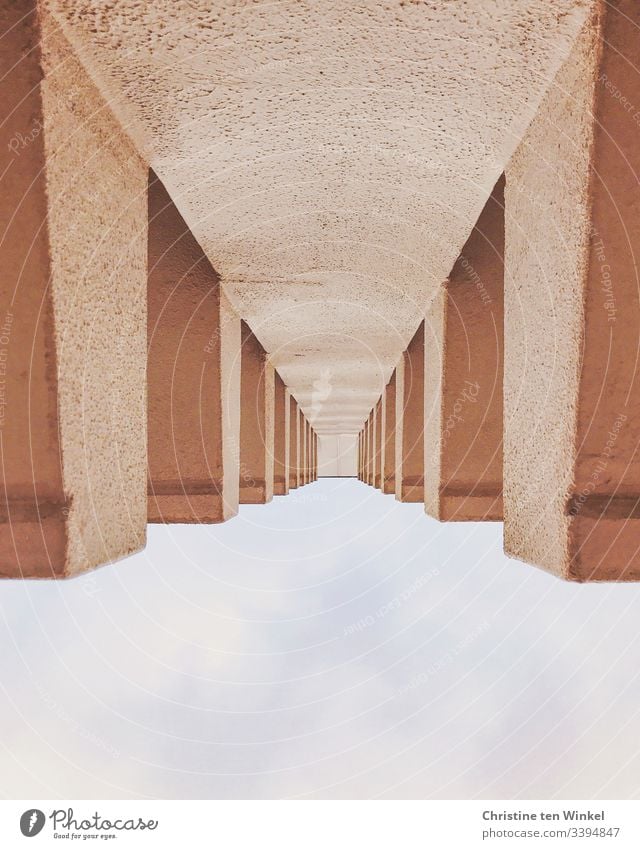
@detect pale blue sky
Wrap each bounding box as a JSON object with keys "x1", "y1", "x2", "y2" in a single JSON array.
[{"x1": 1, "y1": 479, "x2": 639, "y2": 799}]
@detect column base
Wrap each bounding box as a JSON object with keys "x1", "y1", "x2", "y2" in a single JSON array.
[
  {"x1": 239, "y1": 483, "x2": 273, "y2": 504},
  {"x1": 431, "y1": 487, "x2": 503, "y2": 521},
  {"x1": 148, "y1": 481, "x2": 229, "y2": 523},
  {"x1": 0, "y1": 498, "x2": 68, "y2": 578}
]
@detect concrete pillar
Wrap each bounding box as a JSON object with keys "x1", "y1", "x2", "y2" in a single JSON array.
[
  {"x1": 371, "y1": 405, "x2": 378, "y2": 488},
  {"x1": 374, "y1": 398, "x2": 383, "y2": 489},
  {"x1": 362, "y1": 423, "x2": 366, "y2": 482},
  {"x1": 505, "y1": 1, "x2": 640, "y2": 580},
  {"x1": 424, "y1": 175, "x2": 504, "y2": 521},
  {"x1": 366, "y1": 414, "x2": 373, "y2": 485},
  {"x1": 303, "y1": 419, "x2": 308, "y2": 485},
  {"x1": 288, "y1": 394, "x2": 299, "y2": 490},
  {"x1": 383, "y1": 372, "x2": 396, "y2": 494},
  {"x1": 0, "y1": 4, "x2": 147, "y2": 578},
  {"x1": 310, "y1": 429, "x2": 315, "y2": 482},
  {"x1": 297, "y1": 407, "x2": 304, "y2": 487},
  {"x1": 396, "y1": 321, "x2": 425, "y2": 502},
  {"x1": 239, "y1": 321, "x2": 274, "y2": 503},
  {"x1": 310, "y1": 426, "x2": 314, "y2": 482},
  {"x1": 147, "y1": 172, "x2": 241, "y2": 523},
  {"x1": 273, "y1": 373, "x2": 289, "y2": 495}
]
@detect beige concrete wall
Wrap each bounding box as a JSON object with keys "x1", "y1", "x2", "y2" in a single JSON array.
[{"x1": 318, "y1": 434, "x2": 358, "y2": 476}]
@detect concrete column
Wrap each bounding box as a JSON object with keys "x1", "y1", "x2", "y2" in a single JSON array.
[
  {"x1": 0, "y1": 4, "x2": 147, "y2": 578},
  {"x1": 148, "y1": 172, "x2": 241, "y2": 523},
  {"x1": 366, "y1": 414, "x2": 373, "y2": 485},
  {"x1": 505, "y1": 1, "x2": 640, "y2": 580},
  {"x1": 239, "y1": 321, "x2": 274, "y2": 503},
  {"x1": 424, "y1": 175, "x2": 504, "y2": 521},
  {"x1": 371, "y1": 405, "x2": 378, "y2": 488},
  {"x1": 302, "y1": 419, "x2": 308, "y2": 485},
  {"x1": 310, "y1": 426, "x2": 314, "y2": 482},
  {"x1": 396, "y1": 321, "x2": 425, "y2": 502},
  {"x1": 310, "y1": 428, "x2": 315, "y2": 482},
  {"x1": 296, "y1": 407, "x2": 304, "y2": 487},
  {"x1": 288, "y1": 394, "x2": 299, "y2": 490},
  {"x1": 374, "y1": 398, "x2": 383, "y2": 489},
  {"x1": 361, "y1": 424, "x2": 366, "y2": 482},
  {"x1": 383, "y1": 372, "x2": 396, "y2": 494},
  {"x1": 370, "y1": 411, "x2": 375, "y2": 486},
  {"x1": 273, "y1": 373, "x2": 289, "y2": 495}
]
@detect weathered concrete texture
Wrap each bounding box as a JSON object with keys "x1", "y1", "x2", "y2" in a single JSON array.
[
  {"x1": 383, "y1": 373, "x2": 396, "y2": 494},
  {"x1": 288, "y1": 394, "x2": 299, "y2": 490},
  {"x1": 371, "y1": 405, "x2": 379, "y2": 489},
  {"x1": 367, "y1": 413, "x2": 374, "y2": 485},
  {"x1": 424, "y1": 176, "x2": 504, "y2": 522},
  {"x1": 273, "y1": 373, "x2": 289, "y2": 495},
  {"x1": 148, "y1": 172, "x2": 241, "y2": 523},
  {"x1": 374, "y1": 399, "x2": 383, "y2": 489},
  {"x1": 396, "y1": 322, "x2": 425, "y2": 503},
  {"x1": 363, "y1": 418, "x2": 368, "y2": 483},
  {"x1": 299, "y1": 417, "x2": 306, "y2": 486},
  {"x1": 306, "y1": 421, "x2": 311, "y2": 484},
  {"x1": 296, "y1": 407, "x2": 304, "y2": 488},
  {"x1": 505, "y1": 0, "x2": 640, "y2": 581},
  {"x1": 0, "y1": 3, "x2": 147, "y2": 578},
  {"x1": 46, "y1": 0, "x2": 591, "y2": 436},
  {"x1": 239, "y1": 321, "x2": 274, "y2": 504},
  {"x1": 312, "y1": 432, "x2": 316, "y2": 481}
]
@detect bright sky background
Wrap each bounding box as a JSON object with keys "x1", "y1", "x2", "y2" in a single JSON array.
[{"x1": 1, "y1": 478, "x2": 639, "y2": 799}]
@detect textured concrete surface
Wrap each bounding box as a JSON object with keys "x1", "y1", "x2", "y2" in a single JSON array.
[
  {"x1": 374, "y1": 398, "x2": 383, "y2": 489},
  {"x1": 396, "y1": 322, "x2": 425, "y2": 503},
  {"x1": 148, "y1": 171, "x2": 241, "y2": 522},
  {"x1": 425, "y1": 176, "x2": 504, "y2": 521},
  {"x1": 239, "y1": 321, "x2": 274, "y2": 503},
  {"x1": 296, "y1": 407, "x2": 304, "y2": 488},
  {"x1": 0, "y1": 3, "x2": 147, "y2": 577},
  {"x1": 273, "y1": 373, "x2": 289, "y2": 495},
  {"x1": 288, "y1": 394, "x2": 298, "y2": 490},
  {"x1": 505, "y1": 0, "x2": 640, "y2": 580},
  {"x1": 44, "y1": 0, "x2": 591, "y2": 434},
  {"x1": 383, "y1": 372, "x2": 396, "y2": 494}
]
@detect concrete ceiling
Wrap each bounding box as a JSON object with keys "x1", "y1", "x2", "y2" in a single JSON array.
[{"x1": 46, "y1": 0, "x2": 591, "y2": 433}]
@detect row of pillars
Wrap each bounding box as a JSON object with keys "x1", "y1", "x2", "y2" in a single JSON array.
[
  {"x1": 0, "y1": 2, "x2": 316, "y2": 578},
  {"x1": 359, "y1": 0, "x2": 640, "y2": 582}
]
